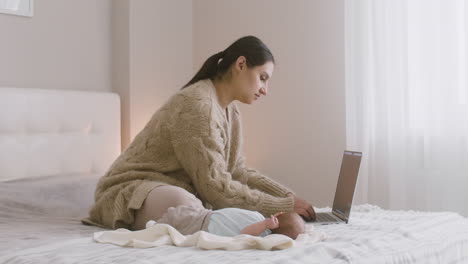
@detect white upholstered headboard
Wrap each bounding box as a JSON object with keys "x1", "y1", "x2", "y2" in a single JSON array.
[{"x1": 0, "y1": 88, "x2": 121, "y2": 181}]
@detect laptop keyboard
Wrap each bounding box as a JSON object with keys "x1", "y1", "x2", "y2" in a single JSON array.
[{"x1": 315, "y1": 213, "x2": 339, "y2": 222}]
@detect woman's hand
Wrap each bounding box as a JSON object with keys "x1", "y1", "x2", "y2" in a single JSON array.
[{"x1": 287, "y1": 193, "x2": 316, "y2": 221}]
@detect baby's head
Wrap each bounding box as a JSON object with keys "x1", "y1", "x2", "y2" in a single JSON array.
[{"x1": 271, "y1": 212, "x2": 305, "y2": 239}]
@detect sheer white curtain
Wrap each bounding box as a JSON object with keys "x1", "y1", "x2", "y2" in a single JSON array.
[{"x1": 346, "y1": 0, "x2": 468, "y2": 216}]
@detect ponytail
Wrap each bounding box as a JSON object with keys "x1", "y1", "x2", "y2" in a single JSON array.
[
  {"x1": 182, "y1": 51, "x2": 225, "y2": 88},
  {"x1": 182, "y1": 36, "x2": 274, "y2": 89}
]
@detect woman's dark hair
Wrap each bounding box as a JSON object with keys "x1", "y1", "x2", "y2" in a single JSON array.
[{"x1": 182, "y1": 35, "x2": 275, "y2": 88}]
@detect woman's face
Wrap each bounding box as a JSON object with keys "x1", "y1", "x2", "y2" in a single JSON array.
[{"x1": 232, "y1": 57, "x2": 274, "y2": 104}]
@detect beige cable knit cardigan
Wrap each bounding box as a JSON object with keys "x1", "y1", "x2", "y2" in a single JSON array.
[{"x1": 82, "y1": 79, "x2": 295, "y2": 229}]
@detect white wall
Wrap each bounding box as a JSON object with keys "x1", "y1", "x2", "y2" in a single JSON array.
[
  {"x1": 193, "y1": 0, "x2": 345, "y2": 207},
  {"x1": 111, "y1": 0, "x2": 130, "y2": 150},
  {"x1": 112, "y1": 0, "x2": 193, "y2": 148},
  {"x1": 0, "y1": 0, "x2": 111, "y2": 92},
  {"x1": 128, "y1": 0, "x2": 193, "y2": 145}
]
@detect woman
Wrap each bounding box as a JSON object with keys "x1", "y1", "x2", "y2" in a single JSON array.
[{"x1": 82, "y1": 36, "x2": 316, "y2": 230}]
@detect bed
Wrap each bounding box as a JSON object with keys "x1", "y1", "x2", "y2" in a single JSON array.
[{"x1": 1, "y1": 87, "x2": 468, "y2": 264}]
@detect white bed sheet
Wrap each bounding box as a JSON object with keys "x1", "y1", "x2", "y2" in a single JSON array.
[{"x1": 1, "y1": 175, "x2": 468, "y2": 264}]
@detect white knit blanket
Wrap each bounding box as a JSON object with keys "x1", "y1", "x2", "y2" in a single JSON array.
[{"x1": 93, "y1": 222, "x2": 326, "y2": 251}]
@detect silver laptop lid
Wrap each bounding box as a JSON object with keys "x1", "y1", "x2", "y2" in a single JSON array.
[{"x1": 331, "y1": 150, "x2": 362, "y2": 223}]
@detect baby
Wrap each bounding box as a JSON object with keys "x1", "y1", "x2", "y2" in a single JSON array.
[{"x1": 148, "y1": 206, "x2": 305, "y2": 239}]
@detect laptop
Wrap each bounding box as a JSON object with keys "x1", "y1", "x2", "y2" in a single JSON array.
[{"x1": 312, "y1": 150, "x2": 362, "y2": 225}]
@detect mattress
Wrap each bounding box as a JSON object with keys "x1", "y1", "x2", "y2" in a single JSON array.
[{"x1": 1, "y1": 174, "x2": 468, "y2": 264}]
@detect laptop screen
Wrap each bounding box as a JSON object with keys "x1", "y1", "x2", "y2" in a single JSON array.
[{"x1": 332, "y1": 151, "x2": 362, "y2": 222}]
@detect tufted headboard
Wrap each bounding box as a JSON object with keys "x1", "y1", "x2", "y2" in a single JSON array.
[{"x1": 0, "y1": 88, "x2": 121, "y2": 181}]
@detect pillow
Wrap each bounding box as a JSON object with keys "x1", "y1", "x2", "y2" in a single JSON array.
[{"x1": 0, "y1": 173, "x2": 100, "y2": 218}]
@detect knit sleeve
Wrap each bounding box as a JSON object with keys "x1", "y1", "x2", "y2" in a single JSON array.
[
  {"x1": 168, "y1": 98, "x2": 294, "y2": 216},
  {"x1": 232, "y1": 156, "x2": 295, "y2": 198}
]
